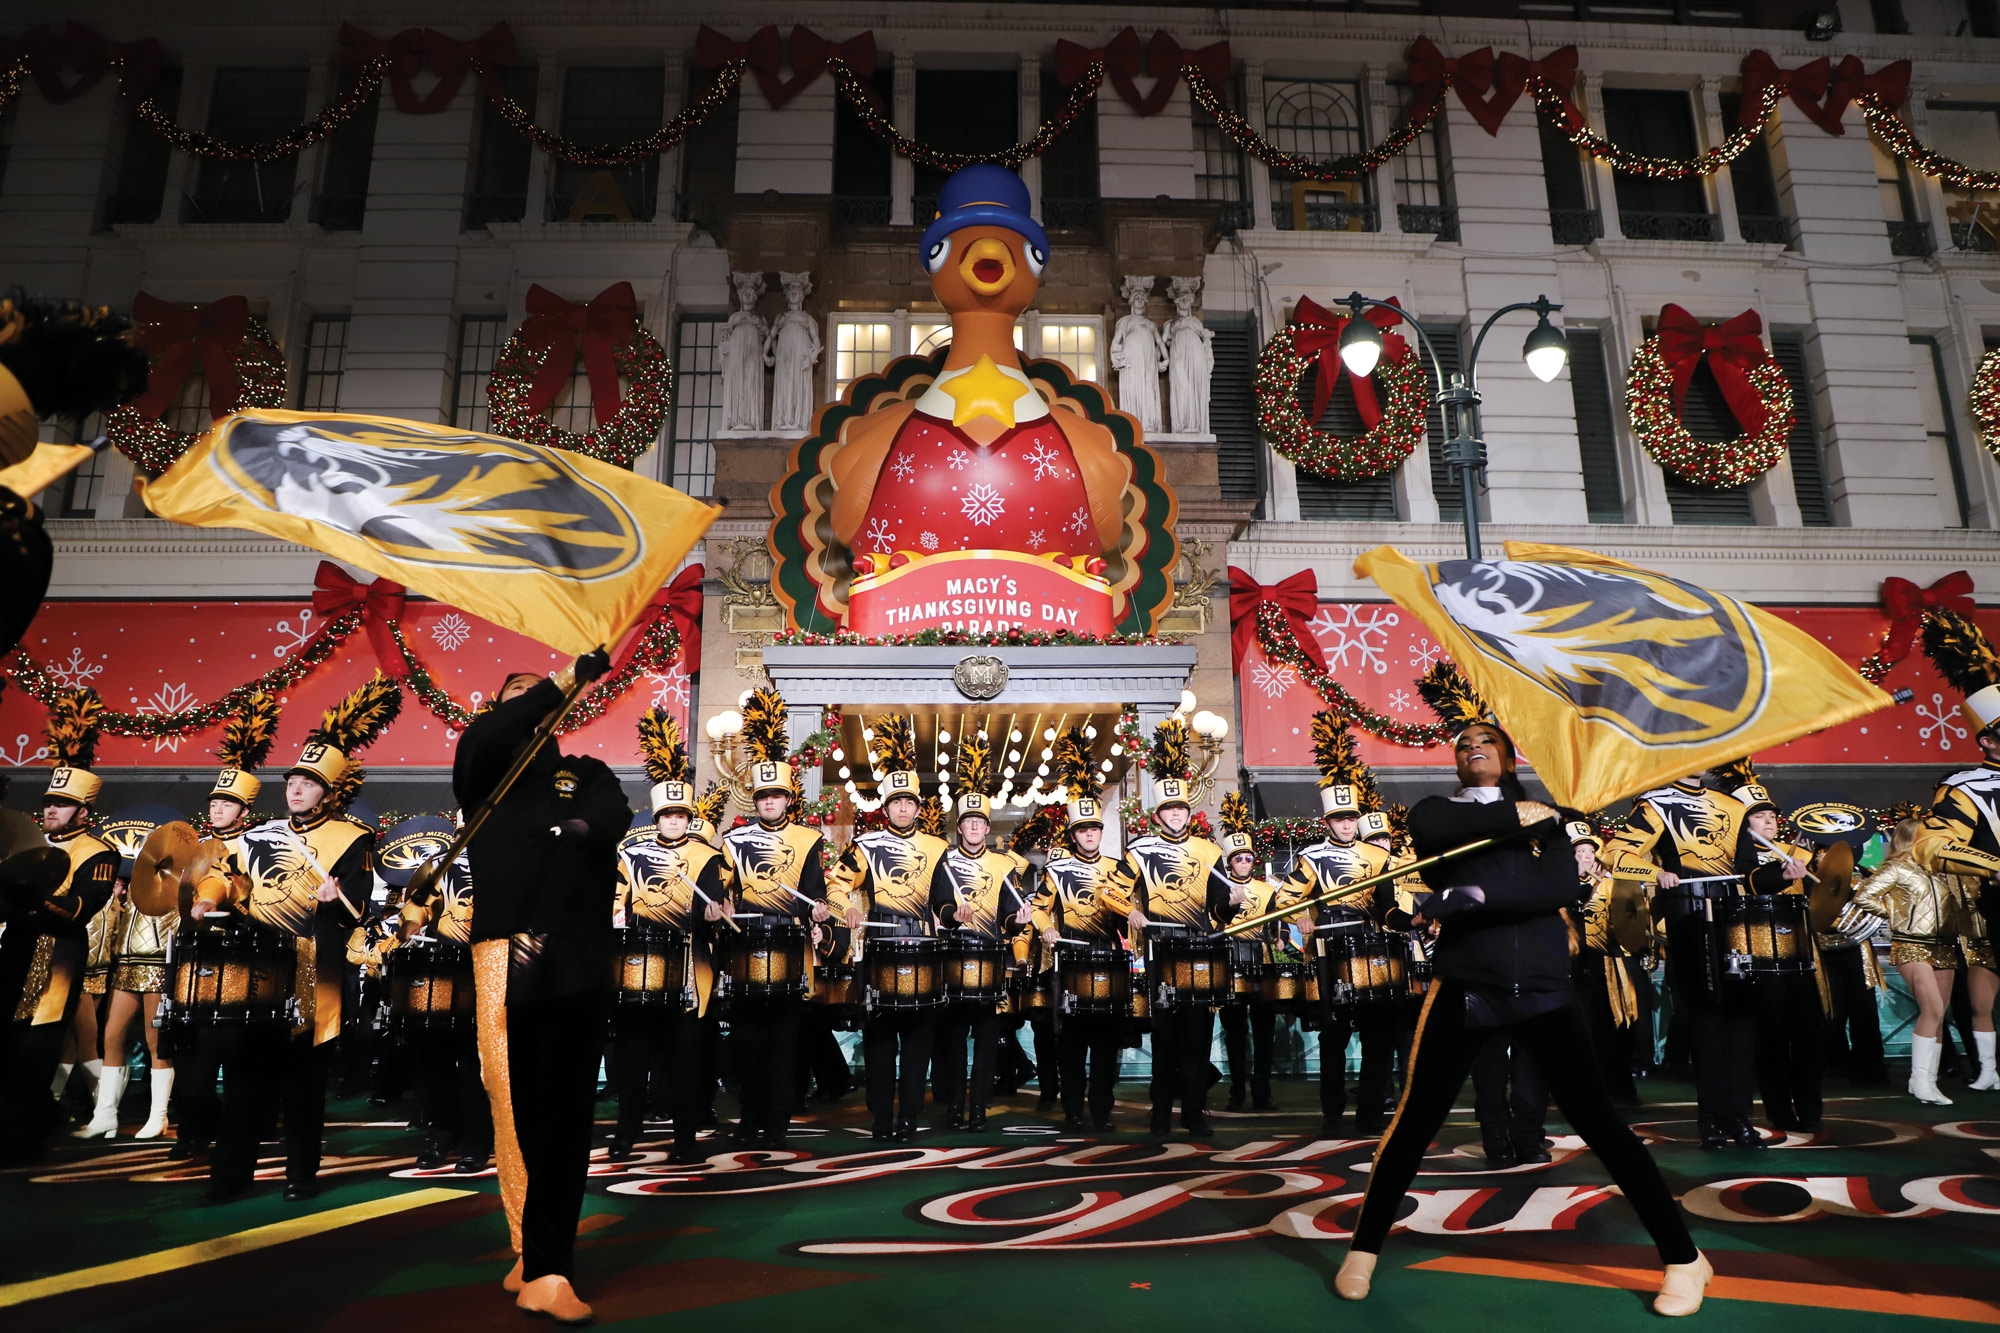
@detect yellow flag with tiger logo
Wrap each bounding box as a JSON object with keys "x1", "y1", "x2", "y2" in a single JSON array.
[
  {"x1": 142, "y1": 410, "x2": 720, "y2": 656},
  {"x1": 1356, "y1": 541, "x2": 1893, "y2": 812}
]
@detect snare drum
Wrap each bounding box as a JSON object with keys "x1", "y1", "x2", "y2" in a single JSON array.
[
  {"x1": 1258, "y1": 960, "x2": 1311, "y2": 1005},
  {"x1": 166, "y1": 919, "x2": 293, "y2": 1030},
  {"x1": 1713, "y1": 894, "x2": 1815, "y2": 983},
  {"x1": 942, "y1": 933, "x2": 1008, "y2": 1005},
  {"x1": 612, "y1": 922, "x2": 692, "y2": 1012},
  {"x1": 718, "y1": 916, "x2": 807, "y2": 1003},
  {"x1": 1055, "y1": 943, "x2": 1132, "y2": 1017},
  {"x1": 1317, "y1": 927, "x2": 1410, "y2": 1009},
  {"x1": 1147, "y1": 929, "x2": 1232, "y2": 1009},
  {"x1": 390, "y1": 935, "x2": 477, "y2": 1030},
  {"x1": 865, "y1": 936, "x2": 944, "y2": 1011}
]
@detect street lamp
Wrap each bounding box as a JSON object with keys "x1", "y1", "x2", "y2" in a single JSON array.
[{"x1": 1333, "y1": 291, "x2": 1567, "y2": 560}]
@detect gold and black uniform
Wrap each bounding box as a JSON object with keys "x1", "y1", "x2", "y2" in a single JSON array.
[
  {"x1": 1280, "y1": 836, "x2": 1399, "y2": 1132},
  {"x1": 721, "y1": 814, "x2": 828, "y2": 1145},
  {"x1": 395, "y1": 851, "x2": 493, "y2": 1170},
  {"x1": 933, "y1": 840, "x2": 1024, "y2": 1126},
  {"x1": 1925, "y1": 763, "x2": 2000, "y2": 969},
  {"x1": 1121, "y1": 827, "x2": 1235, "y2": 1127},
  {"x1": 1746, "y1": 835, "x2": 1828, "y2": 1131},
  {"x1": 1219, "y1": 867, "x2": 1286, "y2": 1111},
  {"x1": 1032, "y1": 845, "x2": 1136, "y2": 1125}
]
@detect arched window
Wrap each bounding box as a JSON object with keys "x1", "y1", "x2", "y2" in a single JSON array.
[{"x1": 1264, "y1": 79, "x2": 1373, "y2": 232}]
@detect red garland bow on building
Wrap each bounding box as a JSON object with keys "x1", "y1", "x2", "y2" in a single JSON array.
[
  {"x1": 613, "y1": 564, "x2": 704, "y2": 675},
  {"x1": 1740, "y1": 51, "x2": 1839, "y2": 135},
  {"x1": 1229, "y1": 567, "x2": 1327, "y2": 675},
  {"x1": 311, "y1": 560, "x2": 408, "y2": 677},
  {"x1": 0, "y1": 22, "x2": 159, "y2": 103},
  {"x1": 1655, "y1": 304, "x2": 1774, "y2": 434},
  {"x1": 1827, "y1": 55, "x2": 1910, "y2": 122},
  {"x1": 1290, "y1": 296, "x2": 1407, "y2": 426},
  {"x1": 1056, "y1": 29, "x2": 1227, "y2": 115},
  {"x1": 1406, "y1": 37, "x2": 1499, "y2": 134},
  {"x1": 128, "y1": 292, "x2": 250, "y2": 421},
  {"x1": 1880, "y1": 571, "x2": 1974, "y2": 665},
  {"x1": 1493, "y1": 46, "x2": 1578, "y2": 118},
  {"x1": 519, "y1": 282, "x2": 637, "y2": 426},
  {"x1": 697, "y1": 25, "x2": 874, "y2": 108},
  {"x1": 338, "y1": 23, "x2": 517, "y2": 114}
]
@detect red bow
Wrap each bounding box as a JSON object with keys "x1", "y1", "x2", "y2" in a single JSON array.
[
  {"x1": 1654, "y1": 304, "x2": 1772, "y2": 435},
  {"x1": 311, "y1": 560, "x2": 408, "y2": 675},
  {"x1": 613, "y1": 564, "x2": 706, "y2": 675},
  {"x1": 698, "y1": 25, "x2": 871, "y2": 108},
  {"x1": 517, "y1": 283, "x2": 638, "y2": 425},
  {"x1": 340, "y1": 24, "x2": 518, "y2": 114},
  {"x1": 2, "y1": 23, "x2": 159, "y2": 104},
  {"x1": 1740, "y1": 51, "x2": 1838, "y2": 135},
  {"x1": 1406, "y1": 38, "x2": 1501, "y2": 134},
  {"x1": 1057, "y1": 30, "x2": 1226, "y2": 115},
  {"x1": 1826, "y1": 56, "x2": 1910, "y2": 124},
  {"x1": 1492, "y1": 46, "x2": 1581, "y2": 128},
  {"x1": 1881, "y1": 571, "x2": 1974, "y2": 665},
  {"x1": 1229, "y1": 568, "x2": 1327, "y2": 676},
  {"x1": 129, "y1": 292, "x2": 250, "y2": 423},
  {"x1": 1289, "y1": 296, "x2": 1407, "y2": 427}
]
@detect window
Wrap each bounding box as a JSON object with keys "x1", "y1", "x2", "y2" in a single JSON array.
[
  {"x1": 832, "y1": 65, "x2": 895, "y2": 219},
  {"x1": 832, "y1": 321, "x2": 897, "y2": 399},
  {"x1": 914, "y1": 70, "x2": 1019, "y2": 202},
  {"x1": 296, "y1": 315, "x2": 349, "y2": 410},
  {"x1": 1038, "y1": 322, "x2": 1099, "y2": 382},
  {"x1": 313, "y1": 68, "x2": 378, "y2": 230},
  {"x1": 451, "y1": 315, "x2": 507, "y2": 432},
  {"x1": 466, "y1": 65, "x2": 537, "y2": 229},
  {"x1": 1767, "y1": 330, "x2": 1831, "y2": 526},
  {"x1": 1600, "y1": 89, "x2": 1716, "y2": 240},
  {"x1": 49, "y1": 415, "x2": 107, "y2": 517},
  {"x1": 186, "y1": 69, "x2": 308, "y2": 222},
  {"x1": 1923, "y1": 104, "x2": 2000, "y2": 253},
  {"x1": 1909, "y1": 335, "x2": 1969, "y2": 528},
  {"x1": 1265, "y1": 80, "x2": 1371, "y2": 232},
  {"x1": 911, "y1": 322, "x2": 1024, "y2": 360},
  {"x1": 1193, "y1": 76, "x2": 1250, "y2": 231},
  {"x1": 1039, "y1": 73, "x2": 1098, "y2": 229},
  {"x1": 1392, "y1": 110, "x2": 1456, "y2": 240},
  {"x1": 163, "y1": 368, "x2": 212, "y2": 436},
  {"x1": 551, "y1": 67, "x2": 663, "y2": 223},
  {"x1": 1565, "y1": 329, "x2": 1626, "y2": 523},
  {"x1": 667, "y1": 315, "x2": 724, "y2": 496},
  {"x1": 103, "y1": 67, "x2": 180, "y2": 226},
  {"x1": 1869, "y1": 0, "x2": 1911, "y2": 34},
  {"x1": 1418, "y1": 323, "x2": 1466, "y2": 520},
  {"x1": 1719, "y1": 93, "x2": 1789, "y2": 246},
  {"x1": 677, "y1": 66, "x2": 738, "y2": 224},
  {"x1": 1294, "y1": 307, "x2": 1399, "y2": 519},
  {"x1": 1664, "y1": 354, "x2": 1756, "y2": 525},
  {"x1": 1539, "y1": 113, "x2": 1598, "y2": 244},
  {"x1": 1208, "y1": 318, "x2": 1262, "y2": 506},
  {"x1": 1870, "y1": 135, "x2": 1931, "y2": 256}
]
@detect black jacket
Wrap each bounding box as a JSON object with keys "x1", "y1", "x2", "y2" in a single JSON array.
[
  {"x1": 1406, "y1": 794, "x2": 1579, "y2": 996},
  {"x1": 452, "y1": 678, "x2": 630, "y2": 962}
]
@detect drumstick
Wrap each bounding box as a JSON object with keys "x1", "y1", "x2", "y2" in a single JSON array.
[
  {"x1": 673, "y1": 868, "x2": 744, "y2": 933},
  {"x1": 1749, "y1": 830, "x2": 1818, "y2": 881},
  {"x1": 1675, "y1": 873, "x2": 1746, "y2": 886},
  {"x1": 281, "y1": 830, "x2": 361, "y2": 919}
]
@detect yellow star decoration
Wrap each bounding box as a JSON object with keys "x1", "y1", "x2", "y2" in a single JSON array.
[{"x1": 939, "y1": 354, "x2": 1020, "y2": 429}]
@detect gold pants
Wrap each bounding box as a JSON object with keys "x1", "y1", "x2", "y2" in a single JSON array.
[{"x1": 473, "y1": 938, "x2": 526, "y2": 1254}]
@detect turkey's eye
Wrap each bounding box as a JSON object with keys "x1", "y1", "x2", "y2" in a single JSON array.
[
  {"x1": 1024, "y1": 244, "x2": 1047, "y2": 277},
  {"x1": 925, "y1": 237, "x2": 952, "y2": 274}
]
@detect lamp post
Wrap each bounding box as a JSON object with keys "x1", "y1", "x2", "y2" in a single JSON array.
[{"x1": 1333, "y1": 292, "x2": 1568, "y2": 560}]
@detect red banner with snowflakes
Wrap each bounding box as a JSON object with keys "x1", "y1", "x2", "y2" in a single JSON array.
[
  {"x1": 1238, "y1": 601, "x2": 2000, "y2": 773},
  {"x1": 0, "y1": 600, "x2": 692, "y2": 769}
]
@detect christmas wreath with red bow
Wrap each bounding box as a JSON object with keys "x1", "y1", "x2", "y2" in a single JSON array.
[
  {"x1": 106, "y1": 293, "x2": 289, "y2": 474},
  {"x1": 1972, "y1": 349, "x2": 2000, "y2": 460},
  {"x1": 1254, "y1": 296, "x2": 1429, "y2": 482},
  {"x1": 1627, "y1": 304, "x2": 1793, "y2": 489},
  {"x1": 486, "y1": 281, "x2": 673, "y2": 469}
]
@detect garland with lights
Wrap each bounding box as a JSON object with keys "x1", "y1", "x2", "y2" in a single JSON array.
[
  {"x1": 476, "y1": 59, "x2": 747, "y2": 167},
  {"x1": 1182, "y1": 64, "x2": 1445, "y2": 182},
  {"x1": 1253, "y1": 325, "x2": 1430, "y2": 482},
  {"x1": 1859, "y1": 95, "x2": 2000, "y2": 193},
  {"x1": 1625, "y1": 335, "x2": 1793, "y2": 488},
  {"x1": 105, "y1": 316, "x2": 288, "y2": 474},
  {"x1": 385, "y1": 616, "x2": 682, "y2": 733},
  {"x1": 120, "y1": 51, "x2": 391, "y2": 160},
  {"x1": 1252, "y1": 601, "x2": 1456, "y2": 748},
  {"x1": 825, "y1": 56, "x2": 1103, "y2": 172},
  {"x1": 1972, "y1": 350, "x2": 2000, "y2": 460},
  {"x1": 1529, "y1": 78, "x2": 1781, "y2": 180},
  {"x1": 484, "y1": 324, "x2": 674, "y2": 469},
  {"x1": 771, "y1": 627, "x2": 1166, "y2": 648}
]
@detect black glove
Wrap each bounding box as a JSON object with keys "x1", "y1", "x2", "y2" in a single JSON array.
[{"x1": 574, "y1": 647, "x2": 612, "y2": 685}]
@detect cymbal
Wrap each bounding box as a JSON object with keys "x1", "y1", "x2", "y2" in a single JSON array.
[
  {"x1": 1809, "y1": 838, "x2": 1856, "y2": 933},
  {"x1": 0, "y1": 847, "x2": 68, "y2": 915},
  {"x1": 1609, "y1": 877, "x2": 1654, "y2": 955},
  {"x1": 130, "y1": 820, "x2": 200, "y2": 916},
  {"x1": 0, "y1": 808, "x2": 41, "y2": 860}
]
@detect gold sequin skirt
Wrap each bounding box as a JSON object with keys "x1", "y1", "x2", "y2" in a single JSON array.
[
  {"x1": 1890, "y1": 935, "x2": 1964, "y2": 970},
  {"x1": 82, "y1": 970, "x2": 110, "y2": 995},
  {"x1": 1964, "y1": 937, "x2": 1996, "y2": 971},
  {"x1": 110, "y1": 962, "x2": 166, "y2": 993}
]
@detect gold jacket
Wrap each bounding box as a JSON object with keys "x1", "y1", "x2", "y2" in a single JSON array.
[{"x1": 1851, "y1": 857, "x2": 1969, "y2": 941}]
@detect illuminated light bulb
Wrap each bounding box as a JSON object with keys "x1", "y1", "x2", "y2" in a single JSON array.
[
  {"x1": 1179, "y1": 690, "x2": 1197, "y2": 714},
  {"x1": 1100, "y1": 760, "x2": 1114, "y2": 772},
  {"x1": 1008, "y1": 749, "x2": 1021, "y2": 763},
  {"x1": 1036, "y1": 764, "x2": 1050, "y2": 777},
  {"x1": 938, "y1": 730, "x2": 952, "y2": 744},
  {"x1": 831, "y1": 747, "x2": 844, "y2": 762},
  {"x1": 1010, "y1": 729, "x2": 1023, "y2": 742},
  {"x1": 1085, "y1": 726, "x2": 1098, "y2": 739},
  {"x1": 1109, "y1": 743, "x2": 1123, "y2": 756},
  {"x1": 1043, "y1": 727, "x2": 1056, "y2": 741},
  {"x1": 738, "y1": 689, "x2": 755, "y2": 707},
  {"x1": 838, "y1": 766, "x2": 851, "y2": 779}
]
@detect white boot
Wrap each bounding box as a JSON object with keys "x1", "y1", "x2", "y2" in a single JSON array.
[
  {"x1": 74, "y1": 1065, "x2": 126, "y2": 1138},
  {"x1": 1971, "y1": 1030, "x2": 1999, "y2": 1092},
  {"x1": 79, "y1": 1058, "x2": 103, "y2": 1097},
  {"x1": 1909, "y1": 1035, "x2": 1953, "y2": 1106},
  {"x1": 51, "y1": 1062, "x2": 73, "y2": 1099},
  {"x1": 135, "y1": 1067, "x2": 175, "y2": 1139}
]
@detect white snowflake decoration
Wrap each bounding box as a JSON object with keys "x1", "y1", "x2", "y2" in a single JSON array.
[
  {"x1": 430, "y1": 613, "x2": 471, "y2": 652},
  {"x1": 1917, "y1": 693, "x2": 1967, "y2": 750},
  {"x1": 1388, "y1": 688, "x2": 1414, "y2": 714},
  {"x1": 864, "y1": 517, "x2": 897, "y2": 551},
  {"x1": 135, "y1": 681, "x2": 198, "y2": 754},
  {"x1": 1310, "y1": 604, "x2": 1398, "y2": 676},
  {"x1": 270, "y1": 609, "x2": 317, "y2": 658},
  {"x1": 1022, "y1": 442, "x2": 1070, "y2": 480},
  {"x1": 946, "y1": 448, "x2": 974, "y2": 471},
  {"x1": 1407, "y1": 640, "x2": 1442, "y2": 671},
  {"x1": 919, "y1": 531, "x2": 940, "y2": 551},
  {"x1": 1250, "y1": 660, "x2": 1297, "y2": 699},
  {"x1": 0, "y1": 734, "x2": 49, "y2": 767},
  {"x1": 889, "y1": 454, "x2": 916, "y2": 483},
  {"x1": 1027, "y1": 529, "x2": 1046, "y2": 549},
  {"x1": 1064, "y1": 506, "x2": 1091, "y2": 536},
  {"x1": 44, "y1": 647, "x2": 106, "y2": 691},
  {"x1": 961, "y1": 484, "x2": 1006, "y2": 527},
  {"x1": 649, "y1": 667, "x2": 691, "y2": 711}
]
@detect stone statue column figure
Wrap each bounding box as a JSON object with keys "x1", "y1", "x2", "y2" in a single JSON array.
[
  {"x1": 1108, "y1": 275, "x2": 1165, "y2": 434},
  {"x1": 1163, "y1": 277, "x2": 1213, "y2": 436},
  {"x1": 764, "y1": 271, "x2": 822, "y2": 433},
  {"x1": 720, "y1": 271, "x2": 769, "y2": 432}
]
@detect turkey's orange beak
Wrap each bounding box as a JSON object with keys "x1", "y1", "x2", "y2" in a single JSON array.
[{"x1": 958, "y1": 237, "x2": 1017, "y2": 296}]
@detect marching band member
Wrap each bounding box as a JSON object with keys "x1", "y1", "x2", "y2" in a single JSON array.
[
  {"x1": 94, "y1": 838, "x2": 176, "y2": 1141},
  {"x1": 1334, "y1": 693, "x2": 1707, "y2": 1317},
  {"x1": 830, "y1": 715, "x2": 949, "y2": 1142},
  {"x1": 1568, "y1": 821, "x2": 1645, "y2": 1107},
  {"x1": 689, "y1": 783, "x2": 738, "y2": 1122},
  {"x1": 1279, "y1": 714, "x2": 1396, "y2": 1138},
  {"x1": 1034, "y1": 727, "x2": 1133, "y2": 1131},
  {"x1": 1913, "y1": 609, "x2": 2000, "y2": 1092},
  {"x1": 447, "y1": 653, "x2": 623, "y2": 1321},
  {"x1": 1122, "y1": 716, "x2": 1238, "y2": 1137},
  {"x1": 1217, "y1": 792, "x2": 1281, "y2": 1113},
  {"x1": 722, "y1": 689, "x2": 831, "y2": 1151},
  {"x1": 193, "y1": 675, "x2": 393, "y2": 1202},
  {"x1": 0, "y1": 690, "x2": 117, "y2": 1163},
  {"x1": 611, "y1": 709, "x2": 726, "y2": 1164},
  {"x1": 933, "y1": 732, "x2": 1026, "y2": 1132},
  {"x1": 392, "y1": 827, "x2": 491, "y2": 1174}
]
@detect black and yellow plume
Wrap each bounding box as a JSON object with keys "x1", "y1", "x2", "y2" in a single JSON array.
[
  {"x1": 742, "y1": 688, "x2": 790, "y2": 764},
  {"x1": 918, "y1": 794, "x2": 947, "y2": 839},
  {"x1": 1708, "y1": 755, "x2": 1759, "y2": 791},
  {"x1": 1417, "y1": 660, "x2": 1493, "y2": 731},
  {"x1": 1220, "y1": 790, "x2": 1254, "y2": 839},
  {"x1": 957, "y1": 729, "x2": 994, "y2": 797},
  {"x1": 1054, "y1": 724, "x2": 1101, "y2": 801},
  {"x1": 216, "y1": 689, "x2": 281, "y2": 772},
  {"x1": 1921, "y1": 609, "x2": 2000, "y2": 697},
  {"x1": 1311, "y1": 711, "x2": 1382, "y2": 809},
  {"x1": 1012, "y1": 802, "x2": 1068, "y2": 853},
  {"x1": 869, "y1": 714, "x2": 917, "y2": 775},
  {"x1": 311, "y1": 672, "x2": 402, "y2": 757},
  {"x1": 44, "y1": 688, "x2": 103, "y2": 770},
  {"x1": 1147, "y1": 715, "x2": 1193, "y2": 781},
  {"x1": 638, "y1": 707, "x2": 691, "y2": 786},
  {"x1": 1888, "y1": 800, "x2": 1922, "y2": 825},
  {"x1": 695, "y1": 782, "x2": 730, "y2": 828}
]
